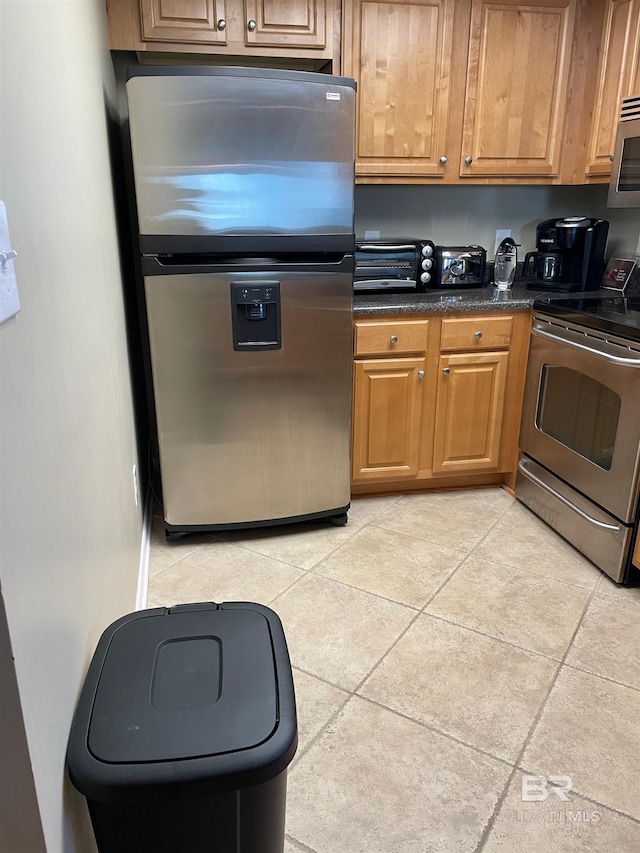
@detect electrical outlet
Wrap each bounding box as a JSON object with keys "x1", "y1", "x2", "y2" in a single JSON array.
[
  {"x1": 132, "y1": 464, "x2": 139, "y2": 507},
  {"x1": 495, "y1": 229, "x2": 512, "y2": 257},
  {"x1": 0, "y1": 201, "x2": 20, "y2": 326}
]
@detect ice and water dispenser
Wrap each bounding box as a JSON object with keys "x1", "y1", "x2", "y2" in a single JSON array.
[{"x1": 231, "y1": 282, "x2": 281, "y2": 351}]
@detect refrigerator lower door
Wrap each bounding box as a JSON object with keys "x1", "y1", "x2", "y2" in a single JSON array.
[{"x1": 144, "y1": 258, "x2": 353, "y2": 529}]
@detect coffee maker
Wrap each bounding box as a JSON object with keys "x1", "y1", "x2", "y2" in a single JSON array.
[{"x1": 523, "y1": 217, "x2": 609, "y2": 291}]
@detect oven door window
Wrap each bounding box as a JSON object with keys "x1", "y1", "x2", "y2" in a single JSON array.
[{"x1": 536, "y1": 365, "x2": 621, "y2": 470}]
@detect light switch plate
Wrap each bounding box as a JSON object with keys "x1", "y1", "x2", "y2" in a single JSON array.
[{"x1": 0, "y1": 201, "x2": 20, "y2": 326}]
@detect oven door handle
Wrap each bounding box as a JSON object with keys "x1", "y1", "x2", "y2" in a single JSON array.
[
  {"x1": 532, "y1": 323, "x2": 640, "y2": 367},
  {"x1": 518, "y1": 458, "x2": 621, "y2": 531},
  {"x1": 357, "y1": 244, "x2": 416, "y2": 252}
]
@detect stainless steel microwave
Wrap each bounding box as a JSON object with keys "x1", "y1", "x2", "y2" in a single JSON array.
[{"x1": 608, "y1": 95, "x2": 640, "y2": 208}]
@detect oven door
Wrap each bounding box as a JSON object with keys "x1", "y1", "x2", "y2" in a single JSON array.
[{"x1": 520, "y1": 314, "x2": 640, "y2": 523}]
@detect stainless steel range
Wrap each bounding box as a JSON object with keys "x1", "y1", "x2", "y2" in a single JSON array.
[{"x1": 517, "y1": 294, "x2": 640, "y2": 583}]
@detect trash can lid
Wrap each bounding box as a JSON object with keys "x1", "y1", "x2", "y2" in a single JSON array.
[{"x1": 67, "y1": 602, "x2": 297, "y2": 803}]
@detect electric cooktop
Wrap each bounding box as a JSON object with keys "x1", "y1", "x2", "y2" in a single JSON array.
[{"x1": 533, "y1": 294, "x2": 640, "y2": 343}]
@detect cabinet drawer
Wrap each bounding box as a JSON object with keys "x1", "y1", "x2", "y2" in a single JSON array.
[
  {"x1": 440, "y1": 315, "x2": 513, "y2": 351},
  {"x1": 355, "y1": 320, "x2": 429, "y2": 356}
]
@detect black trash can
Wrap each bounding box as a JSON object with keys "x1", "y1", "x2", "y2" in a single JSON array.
[{"x1": 67, "y1": 601, "x2": 297, "y2": 853}]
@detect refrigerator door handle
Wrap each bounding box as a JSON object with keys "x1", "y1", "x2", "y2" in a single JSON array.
[{"x1": 142, "y1": 254, "x2": 355, "y2": 277}]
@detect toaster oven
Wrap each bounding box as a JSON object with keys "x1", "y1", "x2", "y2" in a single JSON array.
[{"x1": 354, "y1": 239, "x2": 435, "y2": 292}]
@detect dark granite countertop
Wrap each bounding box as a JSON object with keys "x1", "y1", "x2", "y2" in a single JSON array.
[
  {"x1": 353, "y1": 268, "x2": 640, "y2": 317},
  {"x1": 355, "y1": 280, "x2": 536, "y2": 316}
]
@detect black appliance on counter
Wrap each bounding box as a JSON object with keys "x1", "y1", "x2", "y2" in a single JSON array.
[
  {"x1": 523, "y1": 217, "x2": 609, "y2": 292},
  {"x1": 354, "y1": 239, "x2": 435, "y2": 292}
]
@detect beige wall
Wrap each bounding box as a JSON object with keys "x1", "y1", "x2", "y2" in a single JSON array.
[
  {"x1": 0, "y1": 590, "x2": 47, "y2": 852},
  {"x1": 0, "y1": 1, "x2": 142, "y2": 850},
  {"x1": 355, "y1": 184, "x2": 640, "y2": 259}
]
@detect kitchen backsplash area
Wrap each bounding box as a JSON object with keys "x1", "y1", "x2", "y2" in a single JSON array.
[{"x1": 355, "y1": 184, "x2": 640, "y2": 260}]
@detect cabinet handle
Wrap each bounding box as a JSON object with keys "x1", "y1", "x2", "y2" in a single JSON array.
[
  {"x1": 390, "y1": 335, "x2": 398, "y2": 343},
  {"x1": 439, "y1": 156, "x2": 448, "y2": 165},
  {"x1": 217, "y1": 18, "x2": 226, "y2": 29},
  {"x1": 474, "y1": 330, "x2": 483, "y2": 339},
  {"x1": 465, "y1": 156, "x2": 473, "y2": 165},
  {"x1": 443, "y1": 367, "x2": 450, "y2": 375},
  {"x1": 247, "y1": 19, "x2": 257, "y2": 31},
  {"x1": 418, "y1": 370, "x2": 425, "y2": 378}
]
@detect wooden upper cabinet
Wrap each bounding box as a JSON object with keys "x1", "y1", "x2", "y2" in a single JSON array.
[
  {"x1": 140, "y1": 0, "x2": 228, "y2": 44},
  {"x1": 244, "y1": 1, "x2": 327, "y2": 48},
  {"x1": 460, "y1": 0, "x2": 576, "y2": 178},
  {"x1": 342, "y1": 0, "x2": 455, "y2": 177},
  {"x1": 586, "y1": 0, "x2": 640, "y2": 177},
  {"x1": 109, "y1": 0, "x2": 335, "y2": 58}
]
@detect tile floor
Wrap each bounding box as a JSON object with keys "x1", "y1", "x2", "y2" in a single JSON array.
[{"x1": 147, "y1": 488, "x2": 640, "y2": 852}]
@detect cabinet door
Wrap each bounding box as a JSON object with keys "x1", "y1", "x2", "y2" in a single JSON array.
[
  {"x1": 586, "y1": 0, "x2": 640, "y2": 176},
  {"x1": 342, "y1": 0, "x2": 455, "y2": 177},
  {"x1": 352, "y1": 357, "x2": 425, "y2": 479},
  {"x1": 139, "y1": 0, "x2": 228, "y2": 43},
  {"x1": 460, "y1": 0, "x2": 576, "y2": 178},
  {"x1": 244, "y1": 0, "x2": 327, "y2": 48},
  {"x1": 432, "y1": 351, "x2": 508, "y2": 474}
]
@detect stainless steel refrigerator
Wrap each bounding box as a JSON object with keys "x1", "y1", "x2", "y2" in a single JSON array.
[{"x1": 126, "y1": 67, "x2": 356, "y2": 534}]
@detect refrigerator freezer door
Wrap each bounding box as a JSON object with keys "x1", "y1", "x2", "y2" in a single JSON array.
[
  {"x1": 126, "y1": 68, "x2": 355, "y2": 251},
  {"x1": 144, "y1": 259, "x2": 353, "y2": 527}
]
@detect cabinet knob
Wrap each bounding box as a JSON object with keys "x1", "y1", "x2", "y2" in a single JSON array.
[
  {"x1": 474, "y1": 330, "x2": 483, "y2": 339},
  {"x1": 390, "y1": 335, "x2": 398, "y2": 343},
  {"x1": 418, "y1": 370, "x2": 425, "y2": 378},
  {"x1": 217, "y1": 18, "x2": 226, "y2": 29},
  {"x1": 247, "y1": 19, "x2": 257, "y2": 31},
  {"x1": 465, "y1": 156, "x2": 473, "y2": 165},
  {"x1": 443, "y1": 367, "x2": 450, "y2": 375},
  {"x1": 439, "y1": 156, "x2": 448, "y2": 165},
  {"x1": 609, "y1": 153, "x2": 614, "y2": 161}
]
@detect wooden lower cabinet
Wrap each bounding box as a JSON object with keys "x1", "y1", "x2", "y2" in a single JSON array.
[
  {"x1": 432, "y1": 351, "x2": 508, "y2": 474},
  {"x1": 352, "y1": 357, "x2": 426, "y2": 479},
  {"x1": 633, "y1": 533, "x2": 640, "y2": 570},
  {"x1": 351, "y1": 310, "x2": 531, "y2": 493}
]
